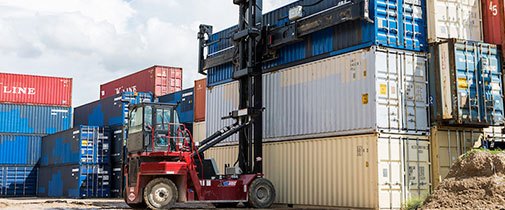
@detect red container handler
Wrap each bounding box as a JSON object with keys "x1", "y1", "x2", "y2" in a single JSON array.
[
  {"x1": 0, "y1": 72, "x2": 72, "y2": 107},
  {"x1": 194, "y1": 78, "x2": 206, "y2": 122},
  {"x1": 100, "y1": 65, "x2": 182, "y2": 99},
  {"x1": 482, "y1": 0, "x2": 505, "y2": 60}
]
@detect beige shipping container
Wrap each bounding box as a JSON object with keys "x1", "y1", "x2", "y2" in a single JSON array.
[
  {"x1": 205, "y1": 134, "x2": 431, "y2": 209},
  {"x1": 193, "y1": 121, "x2": 206, "y2": 142},
  {"x1": 430, "y1": 126, "x2": 483, "y2": 189}
]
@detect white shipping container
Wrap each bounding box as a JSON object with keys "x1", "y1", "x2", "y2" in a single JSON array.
[
  {"x1": 427, "y1": 0, "x2": 483, "y2": 42},
  {"x1": 205, "y1": 134, "x2": 431, "y2": 209},
  {"x1": 193, "y1": 121, "x2": 207, "y2": 142},
  {"x1": 206, "y1": 46, "x2": 429, "y2": 144}
]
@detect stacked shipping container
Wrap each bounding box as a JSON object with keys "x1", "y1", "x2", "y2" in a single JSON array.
[
  {"x1": 202, "y1": 0, "x2": 433, "y2": 208},
  {"x1": 0, "y1": 73, "x2": 72, "y2": 197},
  {"x1": 38, "y1": 126, "x2": 111, "y2": 198},
  {"x1": 100, "y1": 65, "x2": 182, "y2": 99}
]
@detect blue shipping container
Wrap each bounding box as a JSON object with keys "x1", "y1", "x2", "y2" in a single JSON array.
[
  {"x1": 206, "y1": 0, "x2": 427, "y2": 86},
  {"x1": 158, "y1": 88, "x2": 194, "y2": 123},
  {"x1": 41, "y1": 126, "x2": 110, "y2": 166},
  {"x1": 429, "y1": 39, "x2": 504, "y2": 126},
  {"x1": 0, "y1": 165, "x2": 38, "y2": 197},
  {"x1": 0, "y1": 104, "x2": 71, "y2": 134},
  {"x1": 38, "y1": 164, "x2": 110, "y2": 198},
  {"x1": 73, "y1": 92, "x2": 153, "y2": 127},
  {"x1": 0, "y1": 135, "x2": 42, "y2": 165}
]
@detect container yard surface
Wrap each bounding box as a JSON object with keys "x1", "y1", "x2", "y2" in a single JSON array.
[{"x1": 0, "y1": 198, "x2": 328, "y2": 209}]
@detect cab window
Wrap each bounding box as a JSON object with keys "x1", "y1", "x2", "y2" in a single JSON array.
[{"x1": 129, "y1": 107, "x2": 143, "y2": 134}]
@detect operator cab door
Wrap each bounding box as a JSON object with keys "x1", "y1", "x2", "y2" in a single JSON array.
[{"x1": 126, "y1": 104, "x2": 182, "y2": 153}]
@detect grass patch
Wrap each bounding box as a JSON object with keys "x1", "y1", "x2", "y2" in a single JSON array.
[
  {"x1": 462, "y1": 148, "x2": 504, "y2": 159},
  {"x1": 403, "y1": 196, "x2": 425, "y2": 210}
]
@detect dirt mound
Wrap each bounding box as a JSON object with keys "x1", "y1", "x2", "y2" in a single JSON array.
[{"x1": 423, "y1": 151, "x2": 505, "y2": 209}]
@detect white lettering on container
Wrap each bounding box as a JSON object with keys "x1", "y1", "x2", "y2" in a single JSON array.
[{"x1": 3, "y1": 86, "x2": 36, "y2": 95}]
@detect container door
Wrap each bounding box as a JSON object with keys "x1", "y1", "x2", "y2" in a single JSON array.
[
  {"x1": 402, "y1": 0, "x2": 426, "y2": 50},
  {"x1": 429, "y1": 0, "x2": 483, "y2": 41},
  {"x1": 402, "y1": 52, "x2": 429, "y2": 132},
  {"x1": 376, "y1": 0, "x2": 400, "y2": 48},
  {"x1": 404, "y1": 137, "x2": 431, "y2": 201},
  {"x1": 454, "y1": 42, "x2": 481, "y2": 123},
  {"x1": 376, "y1": 51, "x2": 402, "y2": 133},
  {"x1": 478, "y1": 44, "x2": 504, "y2": 124},
  {"x1": 430, "y1": 128, "x2": 482, "y2": 189},
  {"x1": 377, "y1": 137, "x2": 403, "y2": 209}
]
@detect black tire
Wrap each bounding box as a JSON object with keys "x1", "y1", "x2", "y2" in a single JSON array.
[
  {"x1": 248, "y1": 178, "x2": 276, "y2": 208},
  {"x1": 144, "y1": 178, "x2": 178, "y2": 210}
]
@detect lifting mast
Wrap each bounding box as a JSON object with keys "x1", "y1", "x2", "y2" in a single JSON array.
[{"x1": 197, "y1": 0, "x2": 264, "y2": 174}]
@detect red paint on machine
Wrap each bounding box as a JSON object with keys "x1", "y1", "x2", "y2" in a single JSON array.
[
  {"x1": 0, "y1": 73, "x2": 72, "y2": 107},
  {"x1": 194, "y1": 78, "x2": 206, "y2": 122},
  {"x1": 100, "y1": 65, "x2": 182, "y2": 99},
  {"x1": 482, "y1": 0, "x2": 505, "y2": 59}
]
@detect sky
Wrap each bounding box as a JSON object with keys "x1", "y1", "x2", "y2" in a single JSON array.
[{"x1": 0, "y1": 0, "x2": 296, "y2": 106}]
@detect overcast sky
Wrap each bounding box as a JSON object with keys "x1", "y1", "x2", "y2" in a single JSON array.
[{"x1": 0, "y1": 0, "x2": 296, "y2": 106}]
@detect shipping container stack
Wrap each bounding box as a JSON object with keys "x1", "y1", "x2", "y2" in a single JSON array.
[
  {"x1": 427, "y1": 0, "x2": 505, "y2": 189},
  {"x1": 38, "y1": 126, "x2": 111, "y2": 198},
  {"x1": 193, "y1": 79, "x2": 206, "y2": 142},
  {"x1": 201, "y1": 0, "x2": 431, "y2": 209},
  {"x1": 70, "y1": 65, "x2": 182, "y2": 198},
  {"x1": 0, "y1": 73, "x2": 72, "y2": 197},
  {"x1": 73, "y1": 92, "x2": 153, "y2": 198},
  {"x1": 158, "y1": 87, "x2": 195, "y2": 133}
]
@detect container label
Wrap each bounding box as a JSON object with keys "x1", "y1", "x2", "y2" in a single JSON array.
[
  {"x1": 458, "y1": 78, "x2": 469, "y2": 89},
  {"x1": 362, "y1": 94, "x2": 369, "y2": 105},
  {"x1": 380, "y1": 84, "x2": 387, "y2": 95}
]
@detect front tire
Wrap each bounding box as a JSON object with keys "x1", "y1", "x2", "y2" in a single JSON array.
[
  {"x1": 248, "y1": 178, "x2": 275, "y2": 208},
  {"x1": 144, "y1": 178, "x2": 178, "y2": 210}
]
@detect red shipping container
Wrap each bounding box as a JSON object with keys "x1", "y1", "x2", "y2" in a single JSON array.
[
  {"x1": 194, "y1": 78, "x2": 206, "y2": 122},
  {"x1": 100, "y1": 65, "x2": 182, "y2": 99},
  {"x1": 0, "y1": 73, "x2": 72, "y2": 107},
  {"x1": 482, "y1": 0, "x2": 505, "y2": 59}
]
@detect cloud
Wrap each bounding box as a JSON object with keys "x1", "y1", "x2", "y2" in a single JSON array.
[{"x1": 0, "y1": 0, "x2": 296, "y2": 106}]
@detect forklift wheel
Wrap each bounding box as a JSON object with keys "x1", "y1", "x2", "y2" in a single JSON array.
[
  {"x1": 144, "y1": 178, "x2": 178, "y2": 210},
  {"x1": 248, "y1": 178, "x2": 276, "y2": 208}
]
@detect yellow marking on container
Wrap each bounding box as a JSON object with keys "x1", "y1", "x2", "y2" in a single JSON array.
[
  {"x1": 458, "y1": 78, "x2": 468, "y2": 89},
  {"x1": 380, "y1": 84, "x2": 387, "y2": 95},
  {"x1": 362, "y1": 93, "x2": 369, "y2": 105}
]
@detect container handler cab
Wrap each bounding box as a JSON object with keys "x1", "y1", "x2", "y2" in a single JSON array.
[{"x1": 124, "y1": 0, "x2": 275, "y2": 209}]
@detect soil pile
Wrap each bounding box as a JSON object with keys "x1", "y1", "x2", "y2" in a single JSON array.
[{"x1": 423, "y1": 151, "x2": 505, "y2": 209}]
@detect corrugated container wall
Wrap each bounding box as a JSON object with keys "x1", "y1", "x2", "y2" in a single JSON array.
[
  {"x1": 38, "y1": 164, "x2": 110, "y2": 198},
  {"x1": 193, "y1": 121, "x2": 206, "y2": 142},
  {"x1": 100, "y1": 65, "x2": 182, "y2": 99},
  {"x1": 0, "y1": 135, "x2": 42, "y2": 165},
  {"x1": 207, "y1": 47, "x2": 429, "y2": 144},
  {"x1": 482, "y1": 0, "x2": 505, "y2": 60},
  {"x1": 429, "y1": 39, "x2": 504, "y2": 126},
  {"x1": 430, "y1": 126, "x2": 483, "y2": 189},
  {"x1": 0, "y1": 104, "x2": 71, "y2": 134},
  {"x1": 158, "y1": 88, "x2": 194, "y2": 124},
  {"x1": 483, "y1": 126, "x2": 505, "y2": 144},
  {"x1": 427, "y1": 0, "x2": 483, "y2": 41},
  {"x1": 0, "y1": 165, "x2": 37, "y2": 196},
  {"x1": 74, "y1": 92, "x2": 152, "y2": 127},
  {"x1": 194, "y1": 79, "x2": 206, "y2": 122},
  {"x1": 0, "y1": 73, "x2": 72, "y2": 107},
  {"x1": 205, "y1": 134, "x2": 431, "y2": 209},
  {"x1": 40, "y1": 126, "x2": 110, "y2": 166},
  {"x1": 206, "y1": 0, "x2": 427, "y2": 86}
]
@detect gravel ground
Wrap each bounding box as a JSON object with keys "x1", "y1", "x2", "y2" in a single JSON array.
[{"x1": 0, "y1": 198, "x2": 328, "y2": 210}]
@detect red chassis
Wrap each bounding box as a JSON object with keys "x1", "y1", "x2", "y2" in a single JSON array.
[{"x1": 124, "y1": 151, "x2": 264, "y2": 207}]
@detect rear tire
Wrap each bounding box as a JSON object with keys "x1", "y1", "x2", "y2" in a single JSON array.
[
  {"x1": 144, "y1": 178, "x2": 178, "y2": 210},
  {"x1": 248, "y1": 178, "x2": 275, "y2": 208}
]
